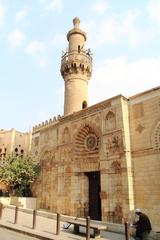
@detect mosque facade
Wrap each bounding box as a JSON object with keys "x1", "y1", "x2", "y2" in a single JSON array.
[{"x1": 31, "y1": 18, "x2": 160, "y2": 231}]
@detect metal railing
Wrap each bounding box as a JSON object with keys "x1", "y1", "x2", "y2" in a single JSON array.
[{"x1": 61, "y1": 50, "x2": 92, "y2": 66}]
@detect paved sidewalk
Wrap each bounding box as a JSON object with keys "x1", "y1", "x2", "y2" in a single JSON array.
[
  {"x1": 0, "y1": 227, "x2": 40, "y2": 240},
  {"x1": 0, "y1": 219, "x2": 133, "y2": 240}
]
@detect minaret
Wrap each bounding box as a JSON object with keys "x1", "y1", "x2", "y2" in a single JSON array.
[{"x1": 61, "y1": 17, "x2": 92, "y2": 115}]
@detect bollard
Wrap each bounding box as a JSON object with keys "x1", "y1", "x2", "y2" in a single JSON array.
[
  {"x1": 125, "y1": 221, "x2": 130, "y2": 240},
  {"x1": 14, "y1": 206, "x2": 18, "y2": 224},
  {"x1": 56, "y1": 213, "x2": 60, "y2": 235},
  {"x1": 32, "y1": 209, "x2": 36, "y2": 229},
  {"x1": 86, "y1": 216, "x2": 90, "y2": 240}
]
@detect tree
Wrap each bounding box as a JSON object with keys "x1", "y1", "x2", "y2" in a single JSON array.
[{"x1": 0, "y1": 154, "x2": 40, "y2": 197}]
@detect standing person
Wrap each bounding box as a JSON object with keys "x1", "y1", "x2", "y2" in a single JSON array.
[{"x1": 133, "y1": 209, "x2": 152, "y2": 240}]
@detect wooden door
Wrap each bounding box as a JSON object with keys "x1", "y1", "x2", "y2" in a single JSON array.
[{"x1": 86, "y1": 171, "x2": 101, "y2": 220}]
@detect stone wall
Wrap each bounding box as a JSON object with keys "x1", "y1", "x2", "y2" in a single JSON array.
[
  {"x1": 32, "y1": 87, "x2": 160, "y2": 231},
  {"x1": 129, "y1": 88, "x2": 160, "y2": 231}
]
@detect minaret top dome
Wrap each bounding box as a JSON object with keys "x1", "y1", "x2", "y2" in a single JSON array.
[{"x1": 67, "y1": 17, "x2": 86, "y2": 41}]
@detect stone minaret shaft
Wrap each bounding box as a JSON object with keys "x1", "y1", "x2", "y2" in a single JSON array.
[{"x1": 61, "y1": 17, "x2": 92, "y2": 115}]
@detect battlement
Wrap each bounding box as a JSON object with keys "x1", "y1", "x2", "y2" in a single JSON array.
[
  {"x1": 61, "y1": 49, "x2": 92, "y2": 78},
  {"x1": 32, "y1": 114, "x2": 62, "y2": 132}
]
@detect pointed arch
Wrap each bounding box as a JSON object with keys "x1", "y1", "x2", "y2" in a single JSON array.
[
  {"x1": 62, "y1": 127, "x2": 71, "y2": 144},
  {"x1": 105, "y1": 110, "x2": 116, "y2": 131}
]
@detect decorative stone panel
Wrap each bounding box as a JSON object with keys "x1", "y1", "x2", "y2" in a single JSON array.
[
  {"x1": 74, "y1": 124, "x2": 101, "y2": 162},
  {"x1": 152, "y1": 120, "x2": 160, "y2": 151},
  {"x1": 103, "y1": 130, "x2": 124, "y2": 155}
]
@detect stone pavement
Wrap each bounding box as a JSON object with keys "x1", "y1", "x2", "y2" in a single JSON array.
[
  {"x1": 0, "y1": 219, "x2": 134, "y2": 240},
  {"x1": 0, "y1": 227, "x2": 39, "y2": 240}
]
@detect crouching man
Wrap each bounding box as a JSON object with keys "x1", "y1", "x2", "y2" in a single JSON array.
[{"x1": 133, "y1": 209, "x2": 152, "y2": 240}]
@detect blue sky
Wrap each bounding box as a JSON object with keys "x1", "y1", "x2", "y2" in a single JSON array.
[{"x1": 0, "y1": 0, "x2": 160, "y2": 132}]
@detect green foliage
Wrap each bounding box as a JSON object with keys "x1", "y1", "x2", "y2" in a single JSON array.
[{"x1": 0, "y1": 154, "x2": 40, "y2": 197}]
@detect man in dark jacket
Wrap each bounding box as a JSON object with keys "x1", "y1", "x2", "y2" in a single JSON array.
[{"x1": 133, "y1": 209, "x2": 152, "y2": 240}]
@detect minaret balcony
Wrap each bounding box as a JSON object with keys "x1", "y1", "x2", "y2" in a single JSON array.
[{"x1": 61, "y1": 50, "x2": 92, "y2": 78}]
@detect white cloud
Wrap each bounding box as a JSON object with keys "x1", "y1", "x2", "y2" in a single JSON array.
[
  {"x1": 87, "y1": 8, "x2": 158, "y2": 49},
  {"x1": 37, "y1": 58, "x2": 48, "y2": 68},
  {"x1": 16, "y1": 7, "x2": 28, "y2": 22},
  {"x1": 120, "y1": 9, "x2": 140, "y2": 34},
  {"x1": 24, "y1": 41, "x2": 48, "y2": 68},
  {"x1": 24, "y1": 41, "x2": 45, "y2": 56},
  {"x1": 120, "y1": 9, "x2": 158, "y2": 48},
  {"x1": 92, "y1": 0, "x2": 110, "y2": 15},
  {"x1": 9, "y1": 30, "x2": 25, "y2": 48},
  {"x1": 90, "y1": 57, "x2": 160, "y2": 104},
  {"x1": 88, "y1": 18, "x2": 118, "y2": 48},
  {"x1": 0, "y1": 3, "x2": 6, "y2": 27},
  {"x1": 51, "y1": 33, "x2": 65, "y2": 47},
  {"x1": 45, "y1": 0, "x2": 63, "y2": 13},
  {"x1": 147, "y1": 0, "x2": 160, "y2": 24}
]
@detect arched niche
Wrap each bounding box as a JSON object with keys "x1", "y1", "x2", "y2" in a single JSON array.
[
  {"x1": 62, "y1": 127, "x2": 71, "y2": 144},
  {"x1": 105, "y1": 111, "x2": 116, "y2": 131}
]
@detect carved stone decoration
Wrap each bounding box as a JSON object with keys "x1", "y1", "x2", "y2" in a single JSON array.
[
  {"x1": 104, "y1": 130, "x2": 123, "y2": 155},
  {"x1": 152, "y1": 121, "x2": 160, "y2": 150},
  {"x1": 105, "y1": 110, "x2": 116, "y2": 131},
  {"x1": 74, "y1": 124, "x2": 101, "y2": 162},
  {"x1": 85, "y1": 134, "x2": 98, "y2": 151},
  {"x1": 40, "y1": 149, "x2": 55, "y2": 170},
  {"x1": 135, "y1": 124, "x2": 145, "y2": 133},
  {"x1": 114, "y1": 204, "x2": 123, "y2": 223},
  {"x1": 111, "y1": 160, "x2": 122, "y2": 174}
]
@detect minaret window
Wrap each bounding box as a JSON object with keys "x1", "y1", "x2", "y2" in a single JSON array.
[
  {"x1": 82, "y1": 101, "x2": 87, "y2": 109},
  {"x1": 78, "y1": 45, "x2": 81, "y2": 53}
]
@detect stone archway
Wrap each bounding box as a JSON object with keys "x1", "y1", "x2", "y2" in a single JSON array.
[{"x1": 73, "y1": 124, "x2": 102, "y2": 219}]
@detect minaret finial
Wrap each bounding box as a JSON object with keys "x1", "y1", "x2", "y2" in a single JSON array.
[{"x1": 73, "y1": 17, "x2": 80, "y2": 28}]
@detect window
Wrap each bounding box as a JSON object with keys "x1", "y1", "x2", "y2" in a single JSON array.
[
  {"x1": 15, "y1": 148, "x2": 18, "y2": 153},
  {"x1": 82, "y1": 101, "x2": 87, "y2": 109}
]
